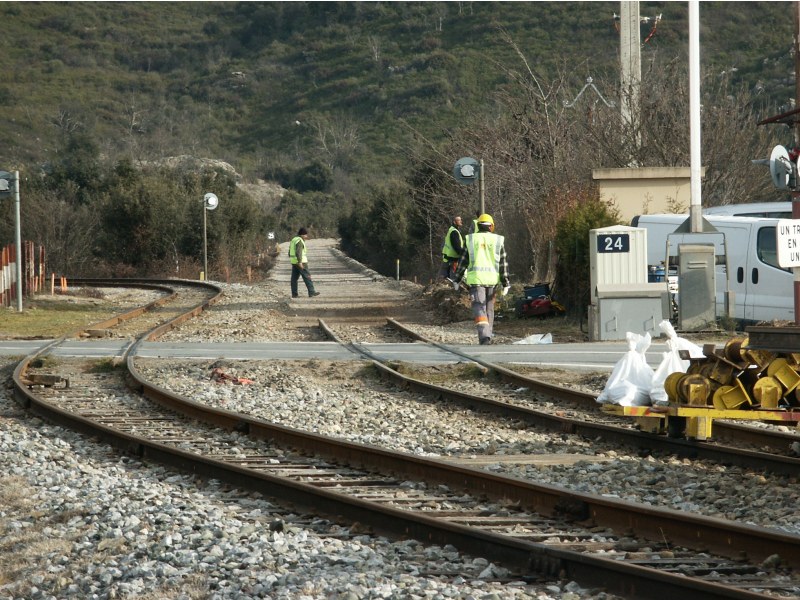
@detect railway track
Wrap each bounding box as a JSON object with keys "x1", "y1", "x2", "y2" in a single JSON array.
[
  {"x1": 308, "y1": 315, "x2": 800, "y2": 478},
  {"x1": 364, "y1": 318, "x2": 800, "y2": 475},
  {"x1": 9, "y1": 274, "x2": 800, "y2": 598}
]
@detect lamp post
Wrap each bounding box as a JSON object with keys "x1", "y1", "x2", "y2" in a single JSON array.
[
  {"x1": 0, "y1": 170, "x2": 21, "y2": 312},
  {"x1": 202, "y1": 192, "x2": 218, "y2": 280}
]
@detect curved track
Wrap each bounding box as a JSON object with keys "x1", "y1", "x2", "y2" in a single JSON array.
[{"x1": 8, "y1": 268, "x2": 800, "y2": 597}]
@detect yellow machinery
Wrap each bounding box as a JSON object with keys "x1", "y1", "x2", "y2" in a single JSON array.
[{"x1": 602, "y1": 334, "x2": 800, "y2": 440}]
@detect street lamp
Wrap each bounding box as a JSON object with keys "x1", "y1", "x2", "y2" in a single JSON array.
[{"x1": 202, "y1": 192, "x2": 218, "y2": 280}]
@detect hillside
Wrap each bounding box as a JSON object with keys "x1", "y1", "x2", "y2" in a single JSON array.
[
  {"x1": 0, "y1": 1, "x2": 794, "y2": 176},
  {"x1": 0, "y1": 1, "x2": 794, "y2": 298}
]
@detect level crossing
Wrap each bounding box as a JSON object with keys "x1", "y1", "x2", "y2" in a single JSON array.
[{"x1": 0, "y1": 338, "x2": 697, "y2": 372}]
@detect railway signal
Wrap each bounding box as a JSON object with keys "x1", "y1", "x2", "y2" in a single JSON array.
[
  {"x1": 0, "y1": 171, "x2": 10, "y2": 196},
  {"x1": 453, "y1": 156, "x2": 485, "y2": 217}
]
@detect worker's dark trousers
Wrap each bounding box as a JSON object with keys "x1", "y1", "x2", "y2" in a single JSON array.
[
  {"x1": 469, "y1": 285, "x2": 496, "y2": 344},
  {"x1": 291, "y1": 264, "x2": 317, "y2": 297}
]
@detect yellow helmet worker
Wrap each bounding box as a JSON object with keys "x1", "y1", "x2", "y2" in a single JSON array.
[
  {"x1": 476, "y1": 213, "x2": 494, "y2": 231},
  {"x1": 448, "y1": 213, "x2": 511, "y2": 345}
]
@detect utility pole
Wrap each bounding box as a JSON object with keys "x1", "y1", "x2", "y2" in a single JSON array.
[
  {"x1": 793, "y1": 1, "x2": 800, "y2": 319},
  {"x1": 619, "y1": 1, "x2": 642, "y2": 153},
  {"x1": 689, "y1": 0, "x2": 703, "y2": 233}
]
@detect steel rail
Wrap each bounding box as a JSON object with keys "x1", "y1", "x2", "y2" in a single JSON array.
[
  {"x1": 64, "y1": 279, "x2": 176, "y2": 334},
  {"x1": 384, "y1": 318, "x2": 800, "y2": 475},
  {"x1": 7, "y1": 280, "x2": 798, "y2": 598},
  {"x1": 123, "y1": 361, "x2": 800, "y2": 596},
  {"x1": 14, "y1": 362, "x2": 781, "y2": 600},
  {"x1": 314, "y1": 320, "x2": 800, "y2": 569},
  {"x1": 67, "y1": 277, "x2": 223, "y2": 341}
]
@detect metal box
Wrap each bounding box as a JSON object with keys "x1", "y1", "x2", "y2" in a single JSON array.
[
  {"x1": 590, "y1": 283, "x2": 668, "y2": 341},
  {"x1": 677, "y1": 243, "x2": 716, "y2": 330},
  {"x1": 589, "y1": 226, "x2": 648, "y2": 297}
]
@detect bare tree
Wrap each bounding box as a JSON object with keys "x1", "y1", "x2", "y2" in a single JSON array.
[
  {"x1": 583, "y1": 56, "x2": 778, "y2": 205},
  {"x1": 50, "y1": 109, "x2": 83, "y2": 135},
  {"x1": 307, "y1": 112, "x2": 362, "y2": 170},
  {"x1": 401, "y1": 35, "x2": 781, "y2": 288},
  {"x1": 367, "y1": 35, "x2": 381, "y2": 63},
  {"x1": 22, "y1": 182, "x2": 100, "y2": 274}
]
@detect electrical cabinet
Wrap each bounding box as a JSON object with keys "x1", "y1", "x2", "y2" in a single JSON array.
[
  {"x1": 677, "y1": 244, "x2": 716, "y2": 331},
  {"x1": 588, "y1": 226, "x2": 666, "y2": 341}
]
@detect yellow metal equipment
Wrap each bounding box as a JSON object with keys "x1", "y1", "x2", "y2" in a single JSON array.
[{"x1": 602, "y1": 331, "x2": 800, "y2": 440}]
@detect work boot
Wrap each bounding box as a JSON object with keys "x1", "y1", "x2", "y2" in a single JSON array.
[
  {"x1": 479, "y1": 337, "x2": 493, "y2": 345},
  {"x1": 309, "y1": 291, "x2": 320, "y2": 297}
]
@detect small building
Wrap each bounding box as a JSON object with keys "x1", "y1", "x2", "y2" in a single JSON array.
[{"x1": 593, "y1": 167, "x2": 703, "y2": 223}]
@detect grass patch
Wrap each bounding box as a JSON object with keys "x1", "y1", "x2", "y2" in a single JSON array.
[
  {"x1": 0, "y1": 294, "x2": 121, "y2": 339},
  {"x1": 86, "y1": 358, "x2": 124, "y2": 373},
  {"x1": 28, "y1": 355, "x2": 60, "y2": 369},
  {"x1": 391, "y1": 362, "x2": 491, "y2": 383}
]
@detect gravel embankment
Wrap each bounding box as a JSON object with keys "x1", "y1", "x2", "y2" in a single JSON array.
[
  {"x1": 1, "y1": 253, "x2": 625, "y2": 600},
  {"x1": 134, "y1": 356, "x2": 800, "y2": 538},
  {"x1": 4, "y1": 354, "x2": 608, "y2": 600},
  {"x1": 1, "y1": 244, "x2": 797, "y2": 599}
]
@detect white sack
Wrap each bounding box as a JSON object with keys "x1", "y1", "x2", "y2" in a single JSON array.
[
  {"x1": 513, "y1": 333, "x2": 553, "y2": 345},
  {"x1": 597, "y1": 331, "x2": 654, "y2": 406},
  {"x1": 649, "y1": 320, "x2": 704, "y2": 405}
]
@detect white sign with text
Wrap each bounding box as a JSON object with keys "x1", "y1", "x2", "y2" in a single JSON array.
[{"x1": 776, "y1": 219, "x2": 800, "y2": 268}]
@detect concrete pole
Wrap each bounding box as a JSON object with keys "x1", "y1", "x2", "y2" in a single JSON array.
[
  {"x1": 13, "y1": 171, "x2": 22, "y2": 312},
  {"x1": 620, "y1": 1, "x2": 641, "y2": 151},
  {"x1": 689, "y1": 0, "x2": 703, "y2": 233},
  {"x1": 793, "y1": 1, "x2": 800, "y2": 322},
  {"x1": 479, "y1": 159, "x2": 485, "y2": 215},
  {"x1": 203, "y1": 202, "x2": 208, "y2": 281}
]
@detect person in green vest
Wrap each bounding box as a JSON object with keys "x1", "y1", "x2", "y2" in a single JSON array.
[
  {"x1": 471, "y1": 210, "x2": 480, "y2": 234},
  {"x1": 449, "y1": 213, "x2": 510, "y2": 345},
  {"x1": 439, "y1": 215, "x2": 464, "y2": 279},
  {"x1": 288, "y1": 227, "x2": 320, "y2": 298}
]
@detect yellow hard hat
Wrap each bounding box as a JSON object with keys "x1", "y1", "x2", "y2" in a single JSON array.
[{"x1": 477, "y1": 213, "x2": 494, "y2": 226}]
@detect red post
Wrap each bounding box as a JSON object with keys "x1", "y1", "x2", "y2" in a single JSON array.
[{"x1": 8, "y1": 244, "x2": 15, "y2": 307}]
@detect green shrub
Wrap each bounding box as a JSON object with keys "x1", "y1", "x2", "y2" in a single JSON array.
[{"x1": 554, "y1": 195, "x2": 621, "y2": 317}]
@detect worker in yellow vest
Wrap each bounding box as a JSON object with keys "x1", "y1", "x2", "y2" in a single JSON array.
[
  {"x1": 288, "y1": 227, "x2": 320, "y2": 298},
  {"x1": 449, "y1": 213, "x2": 510, "y2": 345},
  {"x1": 471, "y1": 210, "x2": 480, "y2": 233},
  {"x1": 439, "y1": 215, "x2": 464, "y2": 278}
]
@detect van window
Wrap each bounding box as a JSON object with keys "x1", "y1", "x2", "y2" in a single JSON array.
[
  {"x1": 734, "y1": 211, "x2": 792, "y2": 218},
  {"x1": 757, "y1": 226, "x2": 783, "y2": 270}
]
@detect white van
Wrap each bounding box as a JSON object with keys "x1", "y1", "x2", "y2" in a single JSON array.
[
  {"x1": 631, "y1": 213, "x2": 793, "y2": 324},
  {"x1": 702, "y1": 201, "x2": 791, "y2": 218}
]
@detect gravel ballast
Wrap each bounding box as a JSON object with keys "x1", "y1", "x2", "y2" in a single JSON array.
[
  {"x1": 1, "y1": 243, "x2": 796, "y2": 599},
  {"x1": 1, "y1": 246, "x2": 625, "y2": 600}
]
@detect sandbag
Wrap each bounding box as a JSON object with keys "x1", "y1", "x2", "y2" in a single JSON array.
[
  {"x1": 513, "y1": 333, "x2": 553, "y2": 345},
  {"x1": 597, "y1": 331, "x2": 654, "y2": 407},
  {"x1": 649, "y1": 320, "x2": 704, "y2": 405}
]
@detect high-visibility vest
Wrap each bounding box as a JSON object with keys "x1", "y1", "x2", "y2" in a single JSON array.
[
  {"x1": 289, "y1": 236, "x2": 307, "y2": 265},
  {"x1": 441, "y1": 225, "x2": 463, "y2": 261},
  {"x1": 464, "y1": 232, "x2": 503, "y2": 286}
]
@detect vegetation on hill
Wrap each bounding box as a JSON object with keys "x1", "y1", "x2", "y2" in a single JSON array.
[{"x1": 0, "y1": 2, "x2": 795, "y2": 314}]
